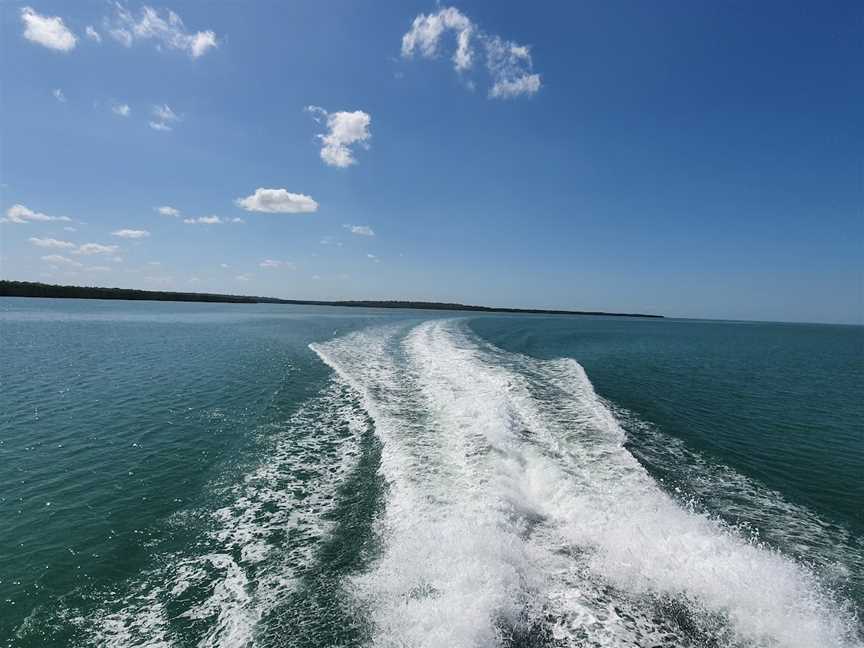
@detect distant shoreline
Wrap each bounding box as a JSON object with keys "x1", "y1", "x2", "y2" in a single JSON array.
[{"x1": 0, "y1": 280, "x2": 664, "y2": 319}]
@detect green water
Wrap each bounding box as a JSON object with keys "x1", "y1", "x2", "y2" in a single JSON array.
[{"x1": 1, "y1": 298, "x2": 861, "y2": 647}]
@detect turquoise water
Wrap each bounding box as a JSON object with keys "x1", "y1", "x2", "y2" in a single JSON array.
[{"x1": 1, "y1": 298, "x2": 861, "y2": 647}]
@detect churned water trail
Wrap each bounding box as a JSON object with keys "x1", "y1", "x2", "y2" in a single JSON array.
[{"x1": 311, "y1": 318, "x2": 863, "y2": 648}]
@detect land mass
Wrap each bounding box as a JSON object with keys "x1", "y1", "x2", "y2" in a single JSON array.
[{"x1": 0, "y1": 280, "x2": 663, "y2": 318}]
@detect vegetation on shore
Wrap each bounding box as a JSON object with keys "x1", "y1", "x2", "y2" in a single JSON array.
[{"x1": 0, "y1": 280, "x2": 663, "y2": 318}]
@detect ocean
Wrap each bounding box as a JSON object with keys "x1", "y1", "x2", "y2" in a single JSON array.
[{"x1": 1, "y1": 298, "x2": 861, "y2": 647}]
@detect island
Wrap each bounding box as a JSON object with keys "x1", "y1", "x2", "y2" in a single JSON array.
[{"x1": 0, "y1": 280, "x2": 663, "y2": 318}]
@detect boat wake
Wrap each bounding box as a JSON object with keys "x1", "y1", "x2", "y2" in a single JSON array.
[{"x1": 311, "y1": 318, "x2": 862, "y2": 648}]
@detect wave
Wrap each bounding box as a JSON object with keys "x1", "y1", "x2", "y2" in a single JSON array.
[{"x1": 311, "y1": 318, "x2": 862, "y2": 648}]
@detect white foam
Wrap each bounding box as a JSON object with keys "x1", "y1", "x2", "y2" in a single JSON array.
[{"x1": 312, "y1": 318, "x2": 863, "y2": 648}]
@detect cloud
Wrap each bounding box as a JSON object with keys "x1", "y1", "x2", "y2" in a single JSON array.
[
  {"x1": 2, "y1": 204, "x2": 72, "y2": 224},
  {"x1": 112, "y1": 103, "x2": 131, "y2": 117},
  {"x1": 155, "y1": 205, "x2": 180, "y2": 217},
  {"x1": 344, "y1": 224, "x2": 375, "y2": 236},
  {"x1": 75, "y1": 242, "x2": 118, "y2": 256},
  {"x1": 42, "y1": 254, "x2": 82, "y2": 268},
  {"x1": 149, "y1": 104, "x2": 180, "y2": 131},
  {"x1": 53, "y1": 88, "x2": 66, "y2": 103},
  {"x1": 230, "y1": 217, "x2": 245, "y2": 223},
  {"x1": 29, "y1": 237, "x2": 75, "y2": 249},
  {"x1": 235, "y1": 273, "x2": 252, "y2": 282},
  {"x1": 20, "y1": 7, "x2": 77, "y2": 52},
  {"x1": 259, "y1": 259, "x2": 281, "y2": 268},
  {"x1": 86, "y1": 26, "x2": 102, "y2": 43},
  {"x1": 485, "y1": 36, "x2": 541, "y2": 99},
  {"x1": 112, "y1": 229, "x2": 149, "y2": 239},
  {"x1": 183, "y1": 215, "x2": 222, "y2": 224},
  {"x1": 401, "y1": 6, "x2": 474, "y2": 72},
  {"x1": 235, "y1": 188, "x2": 318, "y2": 214},
  {"x1": 63, "y1": 226, "x2": 77, "y2": 232},
  {"x1": 86, "y1": 266, "x2": 111, "y2": 272},
  {"x1": 400, "y1": 7, "x2": 541, "y2": 99},
  {"x1": 367, "y1": 253, "x2": 380, "y2": 262},
  {"x1": 107, "y1": 5, "x2": 218, "y2": 58},
  {"x1": 305, "y1": 106, "x2": 372, "y2": 168},
  {"x1": 219, "y1": 263, "x2": 229, "y2": 268}
]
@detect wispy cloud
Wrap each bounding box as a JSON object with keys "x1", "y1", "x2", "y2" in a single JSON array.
[
  {"x1": 236, "y1": 188, "x2": 318, "y2": 214},
  {"x1": 112, "y1": 103, "x2": 131, "y2": 117},
  {"x1": 52, "y1": 88, "x2": 67, "y2": 103},
  {"x1": 106, "y1": 5, "x2": 218, "y2": 58},
  {"x1": 155, "y1": 205, "x2": 180, "y2": 217},
  {"x1": 28, "y1": 237, "x2": 75, "y2": 249},
  {"x1": 42, "y1": 254, "x2": 82, "y2": 268},
  {"x1": 149, "y1": 104, "x2": 180, "y2": 131},
  {"x1": 85, "y1": 25, "x2": 102, "y2": 43},
  {"x1": 112, "y1": 229, "x2": 149, "y2": 239},
  {"x1": 74, "y1": 242, "x2": 119, "y2": 256},
  {"x1": 305, "y1": 106, "x2": 372, "y2": 168},
  {"x1": 183, "y1": 215, "x2": 222, "y2": 224},
  {"x1": 2, "y1": 204, "x2": 72, "y2": 224},
  {"x1": 259, "y1": 259, "x2": 296, "y2": 269},
  {"x1": 401, "y1": 6, "x2": 541, "y2": 99},
  {"x1": 20, "y1": 7, "x2": 77, "y2": 52},
  {"x1": 344, "y1": 224, "x2": 375, "y2": 237}
]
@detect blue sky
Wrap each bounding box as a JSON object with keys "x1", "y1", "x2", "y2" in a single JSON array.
[{"x1": 1, "y1": 1, "x2": 861, "y2": 323}]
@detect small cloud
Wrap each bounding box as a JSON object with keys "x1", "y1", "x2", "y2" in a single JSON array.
[
  {"x1": 235, "y1": 273, "x2": 252, "y2": 282},
  {"x1": 29, "y1": 237, "x2": 75, "y2": 249},
  {"x1": 42, "y1": 254, "x2": 82, "y2": 268},
  {"x1": 106, "y1": 5, "x2": 218, "y2": 58},
  {"x1": 86, "y1": 265, "x2": 111, "y2": 272},
  {"x1": 344, "y1": 224, "x2": 375, "y2": 237},
  {"x1": 235, "y1": 188, "x2": 318, "y2": 214},
  {"x1": 155, "y1": 205, "x2": 180, "y2": 217},
  {"x1": 219, "y1": 263, "x2": 229, "y2": 268},
  {"x1": 305, "y1": 106, "x2": 371, "y2": 168},
  {"x1": 144, "y1": 275, "x2": 173, "y2": 285},
  {"x1": 52, "y1": 88, "x2": 66, "y2": 103},
  {"x1": 188, "y1": 277, "x2": 200, "y2": 283},
  {"x1": 2, "y1": 204, "x2": 71, "y2": 224},
  {"x1": 63, "y1": 226, "x2": 77, "y2": 232},
  {"x1": 112, "y1": 103, "x2": 131, "y2": 117},
  {"x1": 312, "y1": 274, "x2": 321, "y2": 280},
  {"x1": 320, "y1": 236, "x2": 342, "y2": 246},
  {"x1": 183, "y1": 215, "x2": 222, "y2": 225},
  {"x1": 367, "y1": 253, "x2": 380, "y2": 262},
  {"x1": 20, "y1": 7, "x2": 77, "y2": 52},
  {"x1": 112, "y1": 228, "x2": 149, "y2": 239},
  {"x1": 74, "y1": 242, "x2": 118, "y2": 256},
  {"x1": 230, "y1": 217, "x2": 245, "y2": 224},
  {"x1": 147, "y1": 261, "x2": 161, "y2": 266},
  {"x1": 85, "y1": 25, "x2": 101, "y2": 43},
  {"x1": 400, "y1": 7, "x2": 541, "y2": 99},
  {"x1": 149, "y1": 104, "x2": 180, "y2": 131},
  {"x1": 259, "y1": 259, "x2": 282, "y2": 268}
]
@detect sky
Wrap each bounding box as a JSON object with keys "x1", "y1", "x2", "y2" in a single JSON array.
[{"x1": 0, "y1": 1, "x2": 861, "y2": 324}]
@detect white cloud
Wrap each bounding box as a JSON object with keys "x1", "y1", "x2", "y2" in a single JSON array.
[
  {"x1": 85, "y1": 25, "x2": 102, "y2": 43},
  {"x1": 344, "y1": 224, "x2": 375, "y2": 236},
  {"x1": 400, "y1": 7, "x2": 541, "y2": 99},
  {"x1": 219, "y1": 263, "x2": 229, "y2": 268},
  {"x1": 53, "y1": 88, "x2": 66, "y2": 103},
  {"x1": 485, "y1": 36, "x2": 541, "y2": 99},
  {"x1": 367, "y1": 253, "x2": 381, "y2": 262},
  {"x1": 235, "y1": 273, "x2": 252, "y2": 282},
  {"x1": 401, "y1": 6, "x2": 474, "y2": 72},
  {"x1": 75, "y1": 243, "x2": 118, "y2": 256},
  {"x1": 2, "y1": 204, "x2": 72, "y2": 224},
  {"x1": 235, "y1": 188, "x2": 318, "y2": 214},
  {"x1": 188, "y1": 276, "x2": 200, "y2": 283},
  {"x1": 306, "y1": 106, "x2": 371, "y2": 168},
  {"x1": 107, "y1": 5, "x2": 218, "y2": 58},
  {"x1": 86, "y1": 266, "x2": 111, "y2": 272},
  {"x1": 147, "y1": 261, "x2": 161, "y2": 266},
  {"x1": 155, "y1": 205, "x2": 180, "y2": 217},
  {"x1": 112, "y1": 229, "x2": 149, "y2": 239},
  {"x1": 20, "y1": 7, "x2": 77, "y2": 52},
  {"x1": 259, "y1": 259, "x2": 282, "y2": 268},
  {"x1": 112, "y1": 103, "x2": 131, "y2": 117},
  {"x1": 63, "y1": 226, "x2": 77, "y2": 232},
  {"x1": 29, "y1": 237, "x2": 75, "y2": 249},
  {"x1": 320, "y1": 235, "x2": 342, "y2": 247},
  {"x1": 183, "y1": 215, "x2": 222, "y2": 224},
  {"x1": 42, "y1": 254, "x2": 82, "y2": 268},
  {"x1": 144, "y1": 275, "x2": 173, "y2": 285},
  {"x1": 149, "y1": 104, "x2": 180, "y2": 131},
  {"x1": 230, "y1": 217, "x2": 245, "y2": 223}
]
